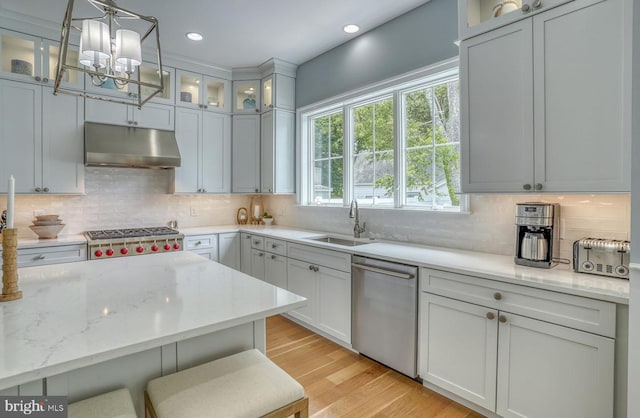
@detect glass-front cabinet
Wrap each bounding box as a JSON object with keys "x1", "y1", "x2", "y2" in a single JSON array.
[
  {"x1": 261, "y1": 75, "x2": 273, "y2": 111},
  {"x1": 459, "y1": 0, "x2": 572, "y2": 40},
  {"x1": 261, "y1": 73, "x2": 295, "y2": 112},
  {"x1": 0, "y1": 29, "x2": 82, "y2": 90},
  {"x1": 233, "y1": 80, "x2": 260, "y2": 113},
  {"x1": 177, "y1": 70, "x2": 230, "y2": 113},
  {"x1": 84, "y1": 62, "x2": 173, "y2": 104}
]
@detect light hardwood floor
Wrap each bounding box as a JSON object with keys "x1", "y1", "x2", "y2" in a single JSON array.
[{"x1": 266, "y1": 315, "x2": 485, "y2": 418}]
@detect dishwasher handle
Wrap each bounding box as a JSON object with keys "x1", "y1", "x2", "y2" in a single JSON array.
[{"x1": 351, "y1": 262, "x2": 414, "y2": 280}]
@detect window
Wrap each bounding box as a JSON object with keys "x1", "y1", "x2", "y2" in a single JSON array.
[{"x1": 301, "y1": 60, "x2": 463, "y2": 211}]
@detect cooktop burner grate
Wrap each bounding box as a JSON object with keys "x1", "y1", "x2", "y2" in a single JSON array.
[{"x1": 85, "y1": 227, "x2": 180, "y2": 240}]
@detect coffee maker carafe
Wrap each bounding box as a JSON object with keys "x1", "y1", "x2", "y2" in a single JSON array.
[{"x1": 514, "y1": 203, "x2": 560, "y2": 268}]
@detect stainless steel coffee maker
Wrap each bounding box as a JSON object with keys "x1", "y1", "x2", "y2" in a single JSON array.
[{"x1": 514, "y1": 203, "x2": 560, "y2": 268}]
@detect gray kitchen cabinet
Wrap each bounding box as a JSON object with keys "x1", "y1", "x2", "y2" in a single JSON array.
[
  {"x1": 218, "y1": 232, "x2": 241, "y2": 270},
  {"x1": 232, "y1": 80, "x2": 261, "y2": 114},
  {"x1": 176, "y1": 70, "x2": 231, "y2": 114},
  {"x1": 260, "y1": 73, "x2": 295, "y2": 112},
  {"x1": 261, "y1": 109, "x2": 295, "y2": 194},
  {"x1": 0, "y1": 80, "x2": 84, "y2": 194},
  {"x1": 184, "y1": 234, "x2": 218, "y2": 261},
  {"x1": 174, "y1": 107, "x2": 231, "y2": 194},
  {"x1": 240, "y1": 232, "x2": 253, "y2": 275},
  {"x1": 419, "y1": 267, "x2": 616, "y2": 418},
  {"x1": 460, "y1": 0, "x2": 630, "y2": 193},
  {"x1": 7, "y1": 243, "x2": 88, "y2": 267},
  {"x1": 232, "y1": 114, "x2": 261, "y2": 193},
  {"x1": 85, "y1": 99, "x2": 174, "y2": 131},
  {"x1": 265, "y1": 252, "x2": 287, "y2": 289},
  {"x1": 250, "y1": 248, "x2": 266, "y2": 280}
]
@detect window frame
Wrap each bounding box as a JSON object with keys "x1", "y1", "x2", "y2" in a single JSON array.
[{"x1": 298, "y1": 58, "x2": 467, "y2": 212}]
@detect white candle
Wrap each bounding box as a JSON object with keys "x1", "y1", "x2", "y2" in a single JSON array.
[
  {"x1": 254, "y1": 205, "x2": 260, "y2": 219},
  {"x1": 6, "y1": 175, "x2": 14, "y2": 228}
]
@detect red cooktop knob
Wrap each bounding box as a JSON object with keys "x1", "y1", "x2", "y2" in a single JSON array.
[
  {"x1": 151, "y1": 245, "x2": 159, "y2": 252},
  {"x1": 136, "y1": 246, "x2": 144, "y2": 253},
  {"x1": 94, "y1": 250, "x2": 103, "y2": 257},
  {"x1": 164, "y1": 244, "x2": 171, "y2": 251},
  {"x1": 173, "y1": 243, "x2": 180, "y2": 250},
  {"x1": 120, "y1": 248, "x2": 128, "y2": 255},
  {"x1": 106, "y1": 249, "x2": 114, "y2": 257}
]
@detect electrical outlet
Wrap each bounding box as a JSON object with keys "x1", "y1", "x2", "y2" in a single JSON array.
[{"x1": 190, "y1": 207, "x2": 198, "y2": 217}]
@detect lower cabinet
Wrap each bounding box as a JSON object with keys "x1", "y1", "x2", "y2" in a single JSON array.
[
  {"x1": 286, "y1": 243, "x2": 351, "y2": 343},
  {"x1": 184, "y1": 234, "x2": 218, "y2": 261},
  {"x1": 419, "y1": 268, "x2": 616, "y2": 418},
  {"x1": 10, "y1": 244, "x2": 87, "y2": 267},
  {"x1": 250, "y1": 249, "x2": 266, "y2": 280},
  {"x1": 218, "y1": 232, "x2": 240, "y2": 270},
  {"x1": 265, "y1": 253, "x2": 287, "y2": 289},
  {"x1": 240, "y1": 232, "x2": 253, "y2": 275}
]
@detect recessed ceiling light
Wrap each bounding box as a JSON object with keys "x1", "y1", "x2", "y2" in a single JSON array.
[
  {"x1": 343, "y1": 24, "x2": 360, "y2": 34},
  {"x1": 186, "y1": 32, "x2": 203, "y2": 41}
]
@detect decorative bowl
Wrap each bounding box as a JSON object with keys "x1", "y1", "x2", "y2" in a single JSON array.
[
  {"x1": 29, "y1": 224, "x2": 65, "y2": 239},
  {"x1": 32, "y1": 219, "x2": 63, "y2": 226},
  {"x1": 35, "y1": 214, "x2": 60, "y2": 222},
  {"x1": 11, "y1": 59, "x2": 33, "y2": 76}
]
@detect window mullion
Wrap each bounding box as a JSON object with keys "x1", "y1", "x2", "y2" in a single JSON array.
[
  {"x1": 343, "y1": 106, "x2": 353, "y2": 207},
  {"x1": 393, "y1": 91, "x2": 403, "y2": 208}
]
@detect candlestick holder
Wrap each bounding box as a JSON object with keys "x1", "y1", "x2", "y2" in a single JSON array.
[{"x1": 1, "y1": 228, "x2": 22, "y2": 302}]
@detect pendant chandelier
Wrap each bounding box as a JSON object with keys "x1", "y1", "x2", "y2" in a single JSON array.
[{"x1": 54, "y1": 0, "x2": 164, "y2": 108}]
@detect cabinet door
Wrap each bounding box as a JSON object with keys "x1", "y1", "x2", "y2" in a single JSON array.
[
  {"x1": 273, "y1": 74, "x2": 295, "y2": 111},
  {"x1": 232, "y1": 115, "x2": 261, "y2": 193},
  {"x1": 260, "y1": 111, "x2": 274, "y2": 193},
  {"x1": 233, "y1": 80, "x2": 260, "y2": 113},
  {"x1": 265, "y1": 253, "x2": 287, "y2": 289},
  {"x1": 0, "y1": 30, "x2": 42, "y2": 83},
  {"x1": 201, "y1": 113, "x2": 231, "y2": 193},
  {"x1": 203, "y1": 76, "x2": 230, "y2": 113},
  {"x1": 496, "y1": 313, "x2": 614, "y2": 418},
  {"x1": 0, "y1": 79, "x2": 41, "y2": 193},
  {"x1": 251, "y1": 249, "x2": 266, "y2": 280},
  {"x1": 240, "y1": 233, "x2": 253, "y2": 275},
  {"x1": 286, "y1": 258, "x2": 317, "y2": 324},
  {"x1": 219, "y1": 232, "x2": 240, "y2": 270},
  {"x1": 419, "y1": 293, "x2": 498, "y2": 411},
  {"x1": 533, "y1": 0, "x2": 629, "y2": 192},
  {"x1": 85, "y1": 99, "x2": 130, "y2": 126},
  {"x1": 316, "y1": 265, "x2": 351, "y2": 343},
  {"x1": 133, "y1": 102, "x2": 175, "y2": 130},
  {"x1": 174, "y1": 107, "x2": 201, "y2": 193},
  {"x1": 42, "y1": 88, "x2": 84, "y2": 194},
  {"x1": 460, "y1": 19, "x2": 534, "y2": 193},
  {"x1": 190, "y1": 248, "x2": 217, "y2": 261}
]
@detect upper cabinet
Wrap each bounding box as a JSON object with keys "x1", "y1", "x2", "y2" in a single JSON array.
[
  {"x1": 261, "y1": 73, "x2": 295, "y2": 112},
  {"x1": 458, "y1": 0, "x2": 573, "y2": 40},
  {"x1": 233, "y1": 80, "x2": 261, "y2": 113},
  {"x1": 176, "y1": 70, "x2": 230, "y2": 113},
  {"x1": 85, "y1": 99, "x2": 174, "y2": 131},
  {"x1": 0, "y1": 29, "x2": 83, "y2": 90},
  {"x1": 460, "y1": 0, "x2": 631, "y2": 193}
]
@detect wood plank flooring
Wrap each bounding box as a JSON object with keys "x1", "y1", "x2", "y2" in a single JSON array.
[{"x1": 266, "y1": 315, "x2": 485, "y2": 418}]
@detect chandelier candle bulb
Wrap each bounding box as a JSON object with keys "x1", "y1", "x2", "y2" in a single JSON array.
[{"x1": 6, "y1": 175, "x2": 14, "y2": 229}]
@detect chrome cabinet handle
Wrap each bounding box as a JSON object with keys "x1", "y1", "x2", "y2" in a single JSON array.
[
  {"x1": 43, "y1": 187, "x2": 49, "y2": 192},
  {"x1": 245, "y1": 235, "x2": 251, "y2": 239},
  {"x1": 308, "y1": 265, "x2": 318, "y2": 271},
  {"x1": 523, "y1": 184, "x2": 532, "y2": 191},
  {"x1": 254, "y1": 240, "x2": 261, "y2": 245},
  {"x1": 494, "y1": 292, "x2": 503, "y2": 301},
  {"x1": 272, "y1": 244, "x2": 277, "y2": 249},
  {"x1": 195, "y1": 241, "x2": 202, "y2": 246},
  {"x1": 42, "y1": 77, "x2": 49, "y2": 83},
  {"x1": 255, "y1": 109, "x2": 260, "y2": 113},
  {"x1": 36, "y1": 255, "x2": 46, "y2": 260},
  {"x1": 258, "y1": 252, "x2": 264, "y2": 257},
  {"x1": 271, "y1": 255, "x2": 276, "y2": 260},
  {"x1": 133, "y1": 121, "x2": 138, "y2": 126},
  {"x1": 35, "y1": 76, "x2": 42, "y2": 82},
  {"x1": 535, "y1": 183, "x2": 543, "y2": 191},
  {"x1": 486, "y1": 312, "x2": 495, "y2": 320},
  {"x1": 532, "y1": 0, "x2": 542, "y2": 9},
  {"x1": 499, "y1": 315, "x2": 508, "y2": 323},
  {"x1": 35, "y1": 187, "x2": 42, "y2": 192},
  {"x1": 255, "y1": 188, "x2": 259, "y2": 193},
  {"x1": 522, "y1": 3, "x2": 531, "y2": 12}
]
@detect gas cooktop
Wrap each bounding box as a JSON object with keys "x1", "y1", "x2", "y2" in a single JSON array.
[
  {"x1": 85, "y1": 227, "x2": 184, "y2": 259},
  {"x1": 85, "y1": 227, "x2": 179, "y2": 240}
]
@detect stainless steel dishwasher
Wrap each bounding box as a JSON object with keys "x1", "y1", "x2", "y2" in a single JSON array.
[{"x1": 351, "y1": 255, "x2": 418, "y2": 378}]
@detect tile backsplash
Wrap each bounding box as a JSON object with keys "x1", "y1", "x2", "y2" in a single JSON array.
[
  {"x1": 264, "y1": 194, "x2": 631, "y2": 260},
  {"x1": 0, "y1": 168, "x2": 630, "y2": 260}
]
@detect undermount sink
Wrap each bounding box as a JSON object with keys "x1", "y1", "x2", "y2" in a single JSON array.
[{"x1": 308, "y1": 236, "x2": 370, "y2": 247}]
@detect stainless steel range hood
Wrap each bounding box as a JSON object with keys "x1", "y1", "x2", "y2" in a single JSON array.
[{"x1": 84, "y1": 122, "x2": 181, "y2": 168}]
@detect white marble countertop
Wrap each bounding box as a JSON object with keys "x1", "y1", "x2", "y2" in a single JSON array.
[
  {"x1": 182, "y1": 225, "x2": 629, "y2": 304},
  {"x1": 0, "y1": 233, "x2": 87, "y2": 249},
  {"x1": 0, "y1": 251, "x2": 306, "y2": 390}
]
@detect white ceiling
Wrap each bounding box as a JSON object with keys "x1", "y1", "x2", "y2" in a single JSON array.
[{"x1": 2, "y1": 0, "x2": 431, "y2": 69}]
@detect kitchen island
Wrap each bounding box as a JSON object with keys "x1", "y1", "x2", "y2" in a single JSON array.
[{"x1": 0, "y1": 251, "x2": 305, "y2": 414}]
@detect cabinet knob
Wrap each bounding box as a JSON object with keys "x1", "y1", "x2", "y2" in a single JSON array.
[
  {"x1": 245, "y1": 235, "x2": 251, "y2": 239},
  {"x1": 255, "y1": 109, "x2": 260, "y2": 113},
  {"x1": 195, "y1": 241, "x2": 202, "y2": 246},
  {"x1": 272, "y1": 244, "x2": 277, "y2": 249},
  {"x1": 532, "y1": 0, "x2": 542, "y2": 9},
  {"x1": 43, "y1": 187, "x2": 49, "y2": 192},
  {"x1": 308, "y1": 264, "x2": 314, "y2": 271},
  {"x1": 35, "y1": 187, "x2": 42, "y2": 192},
  {"x1": 271, "y1": 255, "x2": 276, "y2": 260},
  {"x1": 486, "y1": 312, "x2": 495, "y2": 320},
  {"x1": 523, "y1": 184, "x2": 532, "y2": 191},
  {"x1": 133, "y1": 121, "x2": 138, "y2": 126},
  {"x1": 254, "y1": 240, "x2": 261, "y2": 245},
  {"x1": 535, "y1": 183, "x2": 543, "y2": 191},
  {"x1": 494, "y1": 292, "x2": 503, "y2": 301},
  {"x1": 204, "y1": 105, "x2": 208, "y2": 109},
  {"x1": 36, "y1": 254, "x2": 46, "y2": 260},
  {"x1": 202, "y1": 189, "x2": 206, "y2": 193},
  {"x1": 42, "y1": 77, "x2": 49, "y2": 83},
  {"x1": 499, "y1": 315, "x2": 508, "y2": 323},
  {"x1": 258, "y1": 252, "x2": 264, "y2": 257},
  {"x1": 522, "y1": 3, "x2": 531, "y2": 12},
  {"x1": 269, "y1": 104, "x2": 274, "y2": 109},
  {"x1": 35, "y1": 76, "x2": 42, "y2": 82}
]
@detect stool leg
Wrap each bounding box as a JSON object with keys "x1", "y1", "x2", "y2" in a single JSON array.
[
  {"x1": 144, "y1": 391, "x2": 158, "y2": 418},
  {"x1": 295, "y1": 397, "x2": 309, "y2": 418}
]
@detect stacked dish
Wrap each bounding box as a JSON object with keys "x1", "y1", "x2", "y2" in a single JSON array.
[{"x1": 30, "y1": 214, "x2": 65, "y2": 239}]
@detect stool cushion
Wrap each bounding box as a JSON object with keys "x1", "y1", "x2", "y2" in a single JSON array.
[
  {"x1": 147, "y1": 349, "x2": 304, "y2": 418},
  {"x1": 68, "y1": 388, "x2": 137, "y2": 418}
]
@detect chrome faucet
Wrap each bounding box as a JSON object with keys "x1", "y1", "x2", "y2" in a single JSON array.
[{"x1": 349, "y1": 200, "x2": 366, "y2": 238}]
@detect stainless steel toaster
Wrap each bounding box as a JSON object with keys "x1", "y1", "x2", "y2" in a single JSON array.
[{"x1": 573, "y1": 238, "x2": 630, "y2": 279}]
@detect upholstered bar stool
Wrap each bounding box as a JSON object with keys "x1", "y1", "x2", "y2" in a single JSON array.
[
  {"x1": 145, "y1": 349, "x2": 308, "y2": 418},
  {"x1": 68, "y1": 388, "x2": 137, "y2": 418}
]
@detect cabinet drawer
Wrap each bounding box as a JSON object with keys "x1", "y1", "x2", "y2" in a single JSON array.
[
  {"x1": 184, "y1": 234, "x2": 217, "y2": 250},
  {"x1": 250, "y1": 236, "x2": 264, "y2": 250},
  {"x1": 18, "y1": 244, "x2": 87, "y2": 267},
  {"x1": 264, "y1": 238, "x2": 286, "y2": 256},
  {"x1": 421, "y1": 268, "x2": 616, "y2": 338},
  {"x1": 287, "y1": 243, "x2": 351, "y2": 272}
]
